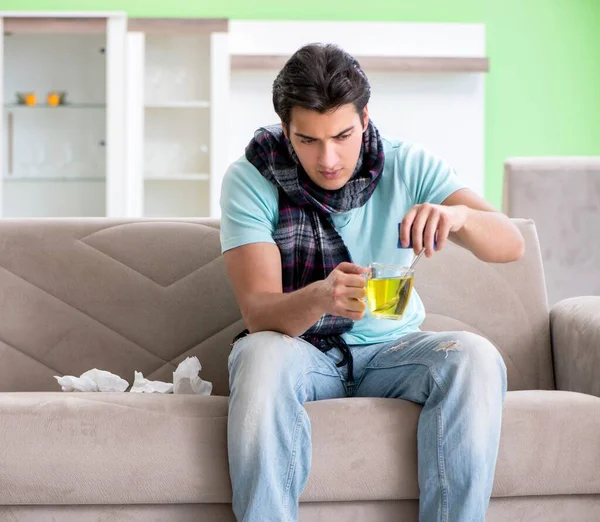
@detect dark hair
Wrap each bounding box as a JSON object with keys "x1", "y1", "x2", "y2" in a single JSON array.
[{"x1": 272, "y1": 43, "x2": 371, "y2": 128}]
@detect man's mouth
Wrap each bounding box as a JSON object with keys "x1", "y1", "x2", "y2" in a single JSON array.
[{"x1": 320, "y1": 169, "x2": 342, "y2": 179}]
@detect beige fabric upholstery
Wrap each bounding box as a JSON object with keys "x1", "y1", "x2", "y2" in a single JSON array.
[
  {"x1": 3, "y1": 496, "x2": 600, "y2": 522},
  {"x1": 503, "y1": 157, "x2": 600, "y2": 306},
  {"x1": 0, "y1": 218, "x2": 241, "y2": 396},
  {"x1": 0, "y1": 218, "x2": 552, "y2": 394},
  {"x1": 551, "y1": 296, "x2": 600, "y2": 397},
  {"x1": 1, "y1": 391, "x2": 599, "y2": 506},
  {"x1": 0, "y1": 217, "x2": 597, "y2": 520}
]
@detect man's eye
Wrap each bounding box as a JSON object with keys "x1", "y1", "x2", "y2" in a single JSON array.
[
  {"x1": 300, "y1": 139, "x2": 315, "y2": 144},
  {"x1": 337, "y1": 134, "x2": 351, "y2": 141}
]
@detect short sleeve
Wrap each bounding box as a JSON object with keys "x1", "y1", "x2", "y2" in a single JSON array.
[
  {"x1": 219, "y1": 157, "x2": 279, "y2": 253},
  {"x1": 399, "y1": 143, "x2": 467, "y2": 205}
]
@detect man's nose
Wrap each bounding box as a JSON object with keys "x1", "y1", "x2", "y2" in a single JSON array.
[{"x1": 319, "y1": 143, "x2": 339, "y2": 169}]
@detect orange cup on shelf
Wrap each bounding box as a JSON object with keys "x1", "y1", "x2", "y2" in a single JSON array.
[
  {"x1": 47, "y1": 92, "x2": 60, "y2": 107},
  {"x1": 24, "y1": 93, "x2": 37, "y2": 106}
]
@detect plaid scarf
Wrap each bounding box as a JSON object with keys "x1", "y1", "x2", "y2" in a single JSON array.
[{"x1": 240, "y1": 121, "x2": 385, "y2": 381}]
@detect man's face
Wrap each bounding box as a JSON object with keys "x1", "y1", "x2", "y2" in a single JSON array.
[{"x1": 283, "y1": 104, "x2": 369, "y2": 191}]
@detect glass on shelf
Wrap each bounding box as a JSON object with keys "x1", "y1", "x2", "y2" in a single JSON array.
[
  {"x1": 144, "y1": 142, "x2": 209, "y2": 178},
  {"x1": 146, "y1": 61, "x2": 200, "y2": 103},
  {"x1": 7, "y1": 137, "x2": 105, "y2": 181}
]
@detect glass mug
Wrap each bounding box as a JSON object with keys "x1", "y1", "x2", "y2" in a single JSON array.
[{"x1": 366, "y1": 263, "x2": 414, "y2": 320}]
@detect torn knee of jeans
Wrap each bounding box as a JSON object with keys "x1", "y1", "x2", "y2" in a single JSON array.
[
  {"x1": 383, "y1": 341, "x2": 409, "y2": 354},
  {"x1": 434, "y1": 340, "x2": 461, "y2": 358}
]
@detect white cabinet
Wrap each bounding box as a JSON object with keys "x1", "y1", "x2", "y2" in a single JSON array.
[
  {"x1": 0, "y1": 13, "x2": 230, "y2": 219},
  {"x1": 126, "y1": 19, "x2": 230, "y2": 218},
  {"x1": 0, "y1": 12, "x2": 127, "y2": 217}
]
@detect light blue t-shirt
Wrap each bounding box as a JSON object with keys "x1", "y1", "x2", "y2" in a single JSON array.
[{"x1": 220, "y1": 137, "x2": 466, "y2": 346}]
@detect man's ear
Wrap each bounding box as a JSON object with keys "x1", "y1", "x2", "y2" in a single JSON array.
[
  {"x1": 281, "y1": 121, "x2": 289, "y2": 140},
  {"x1": 362, "y1": 105, "x2": 370, "y2": 132}
]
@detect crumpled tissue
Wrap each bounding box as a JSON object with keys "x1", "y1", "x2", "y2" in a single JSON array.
[
  {"x1": 172, "y1": 356, "x2": 213, "y2": 395},
  {"x1": 54, "y1": 369, "x2": 129, "y2": 392},
  {"x1": 130, "y1": 371, "x2": 173, "y2": 394},
  {"x1": 54, "y1": 356, "x2": 212, "y2": 395}
]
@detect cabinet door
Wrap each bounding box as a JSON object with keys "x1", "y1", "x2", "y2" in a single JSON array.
[
  {"x1": 0, "y1": 12, "x2": 126, "y2": 218},
  {"x1": 125, "y1": 19, "x2": 229, "y2": 219}
]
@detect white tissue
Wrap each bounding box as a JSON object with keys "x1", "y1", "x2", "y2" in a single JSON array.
[
  {"x1": 172, "y1": 356, "x2": 213, "y2": 395},
  {"x1": 54, "y1": 369, "x2": 129, "y2": 392},
  {"x1": 54, "y1": 375, "x2": 97, "y2": 392},
  {"x1": 54, "y1": 358, "x2": 212, "y2": 395},
  {"x1": 130, "y1": 371, "x2": 173, "y2": 394}
]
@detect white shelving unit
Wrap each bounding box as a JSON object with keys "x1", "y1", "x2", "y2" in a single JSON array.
[
  {"x1": 126, "y1": 19, "x2": 229, "y2": 218},
  {"x1": 0, "y1": 13, "x2": 228, "y2": 219},
  {"x1": 0, "y1": 11, "x2": 127, "y2": 217}
]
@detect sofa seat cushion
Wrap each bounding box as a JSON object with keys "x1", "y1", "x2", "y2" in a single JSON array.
[
  {"x1": 305, "y1": 390, "x2": 600, "y2": 501},
  {"x1": 0, "y1": 393, "x2": 231, "y2": 505},
  {"x1": 0, "y1": 390, "x2": 598, "y2": 505}
]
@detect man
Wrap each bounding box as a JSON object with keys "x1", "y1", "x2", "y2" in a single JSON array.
[{"x1": 220, "y1": 43, "x2": 524, "y2": 522}]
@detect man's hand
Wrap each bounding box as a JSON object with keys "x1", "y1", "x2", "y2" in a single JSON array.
[
  {"x1": 224, "y1": 245, "x2": 370, "y2": 337},
  {"x1": 399, "y1": 189, "x2": 524, "y2": 263},
  {"x1": 400, "y1": 203, "x2": 469, "y2": 258},
  {"x1": 316, "y1": 262, "x2": 369, "y2": 320}
]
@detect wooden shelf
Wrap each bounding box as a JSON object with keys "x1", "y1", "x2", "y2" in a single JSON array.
[
  {"x1": 3, "y1": 17, "x2": 108, "y2": 34},
  {"x1": 3, "y1": 15, "x2": 227, "y2": 36},
  {"x1": 231, "y1": 55, "x2": 489, "y2": 73},
  {"x1": 128, "y1": 18, "x2": 228, "y2": 34}
]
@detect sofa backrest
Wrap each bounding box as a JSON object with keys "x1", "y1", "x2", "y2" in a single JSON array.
[
  {"x1": 0, "y1": 218, "x2": 553, "y2": 395},
  {"x1": 0, "y1": 219, "x2": 242, "y2": 396},
  {"x1": 504, "y1": 157, "x2": 600, "y2": 306}
]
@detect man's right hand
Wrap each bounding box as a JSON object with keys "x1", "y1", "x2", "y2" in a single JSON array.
[
  {"x1": 317, "y1": 262, "x2": 369, "y2": 321},
  {"x1": 224, "y1": 244, "x2": 370, "y2": 336}
]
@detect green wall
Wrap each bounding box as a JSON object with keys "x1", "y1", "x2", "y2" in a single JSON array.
[
  {"x1": 485, "y1": 0, "x2": 600, "y2": 208},
  {"x1": 4, "y1": 0, "x2": 600, "y2": 207},
  {"x1": 0, "y1": 1, "x2": 484, "y2": 22}
]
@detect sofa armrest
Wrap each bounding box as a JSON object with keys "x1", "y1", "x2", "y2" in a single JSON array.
[{"x1": 551, "y1": 296, "x2": 600, "y2": 397}]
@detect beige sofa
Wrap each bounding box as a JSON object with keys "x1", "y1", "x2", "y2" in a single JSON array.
[
  {"x1": 503, "y1": 157, "x2": 600, "y2": 307},
  {"x1": 0, "y1": 218, "x2": 599, "y2": 522}
]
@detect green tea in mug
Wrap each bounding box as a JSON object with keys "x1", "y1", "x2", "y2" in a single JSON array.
[{"x1": 367, "y1": 263, "x2": 414, "y2": 320}]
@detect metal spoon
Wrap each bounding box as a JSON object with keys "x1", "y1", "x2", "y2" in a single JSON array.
[
  {"x1": 409, "y1": 248, "x2": 426, "y2": 270},
  {"x1": 390, "y1": 249, "x2": 425, "y2": 315}
]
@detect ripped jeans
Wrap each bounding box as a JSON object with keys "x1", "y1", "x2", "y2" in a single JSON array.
[{"x1": 227, "y1": 330, "x2": 507, "y2": 522}]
